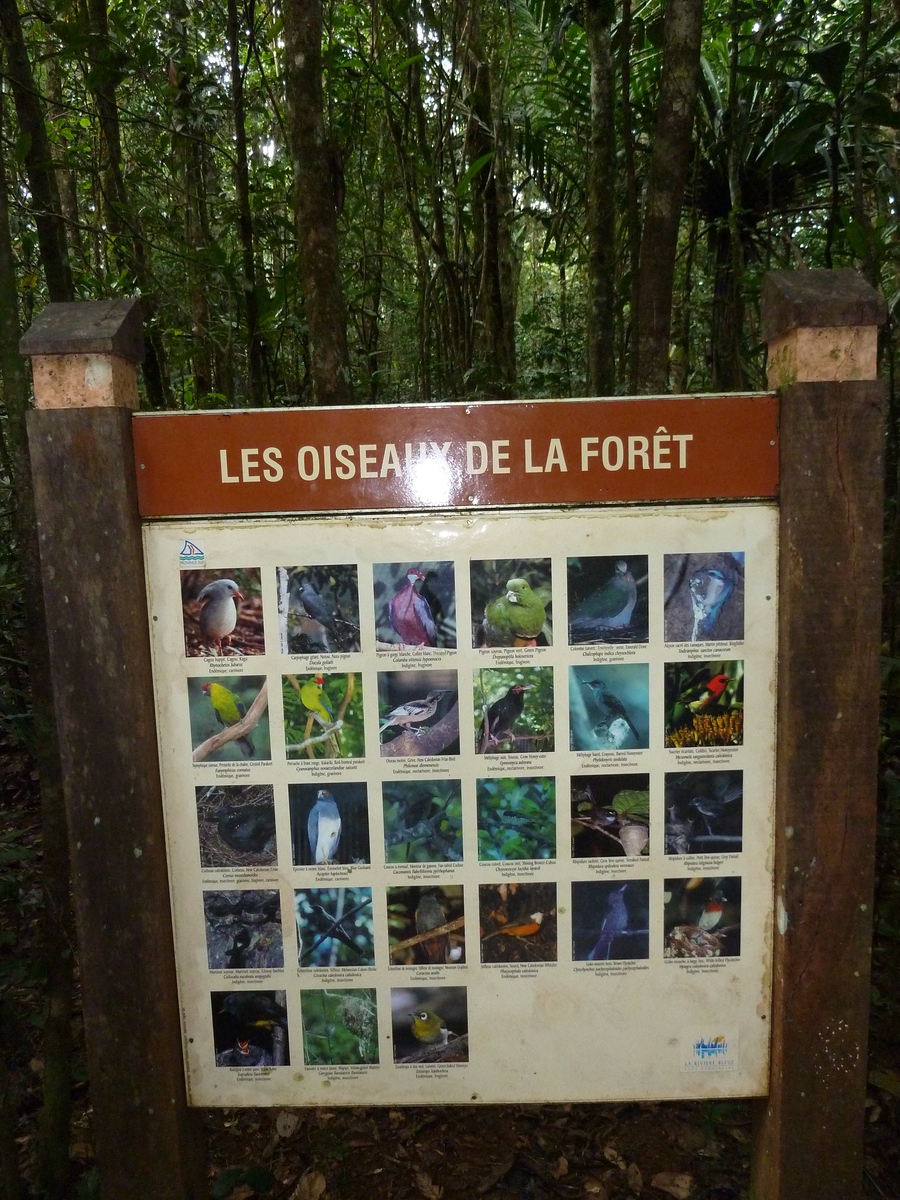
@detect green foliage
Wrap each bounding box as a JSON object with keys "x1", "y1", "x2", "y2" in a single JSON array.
[
  {"x1": 300, "y1": 989, "x2": 378, "y2": 1066},
  {"x1": 382, "y1": 780, "x2": 463, "y2": 863},
  {"x1": 477, "y1": 775, "x2": 556, "y2": 861}
]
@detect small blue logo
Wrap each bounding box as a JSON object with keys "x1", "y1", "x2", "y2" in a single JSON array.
[
  {"x1": 179, "y1": 540, "x2": 204, "y2": 564},
  {"x1": 693, "y1": 1036, "x2": 728, "y2": 1059}
]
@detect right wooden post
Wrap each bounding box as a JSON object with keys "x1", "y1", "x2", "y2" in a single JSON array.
[{"x1": 752, "y1": 269, "x2": 887, "y2": 1199}]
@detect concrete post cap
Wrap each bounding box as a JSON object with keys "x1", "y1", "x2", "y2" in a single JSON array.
[
  {"x1": 761, "y1": 269, "x2": 886, "y2": 342},
  {"x1": 19, "y1": 297, "x2": 145, "y2": 362}
]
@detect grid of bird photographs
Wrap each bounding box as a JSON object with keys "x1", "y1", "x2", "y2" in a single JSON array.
[{"x1": 165, "y1": 524, "x2": 759, "y2": 1087}]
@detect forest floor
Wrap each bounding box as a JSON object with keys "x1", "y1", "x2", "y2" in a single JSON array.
[{"x1": 3, "y1": 733, "x2": 900, "y2": 1200}]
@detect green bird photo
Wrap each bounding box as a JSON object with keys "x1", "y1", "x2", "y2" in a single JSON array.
[
  {"x1": 567, "y1": 556, "x2": 648, "y2": 645},
  {"x1": 470, "y1": 559, "x2": 552, "y2": 647},
  {"x1": 188, "y1": 675, "x2": 271, "y2": 762}
]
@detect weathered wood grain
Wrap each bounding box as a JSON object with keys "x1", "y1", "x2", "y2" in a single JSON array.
[
  {"x1": 27, "y1": 405, "x2": 207, "y2": 1200},
  {"x1": 751, "y1": 378, "x2": 885, "y2": 1200}
]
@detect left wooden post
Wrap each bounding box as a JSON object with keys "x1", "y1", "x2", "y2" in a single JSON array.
[{"x1": 21, "y1": 300, "x2": 208, "y2": 1199}]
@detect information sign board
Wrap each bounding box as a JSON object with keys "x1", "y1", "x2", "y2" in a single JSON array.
[{"x1": 139, "y1": 397, "x2": 777, "y2": 1106}]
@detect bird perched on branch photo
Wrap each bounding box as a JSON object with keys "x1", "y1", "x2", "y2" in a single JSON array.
[
  {"x1": 300, "y1": 675, "x2": 335, "y2": 726},
  {"x1": 201, "y1": 682, "x2": 254, "y2": 756},
  {"x1": 389, "y1": 567, "x2": 437, "y2": 647},
  {"x1": 415, "y1": 893, "x2": 449, "y2": 964},
  {"x1": 380, "y1": 690, "x2": 448, "y2": 739},
  {"x1": 580, "y1": 677, "x2": 640, "y2": 746},
  {"x1": 482, "y1": 578, "x2": 546, "y2": 647},
  {"x1": 409, "y1": 1008, "x2": 452, "y2": 1047},
  {"x1": 480, "y1": 683, "x2": 535, "y2": 747},
  {"x1": 197, "y1": 578, "x2": 243, "y2": 655}
]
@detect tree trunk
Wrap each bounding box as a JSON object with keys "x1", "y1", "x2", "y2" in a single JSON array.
[
  {"x1": 86, "y1": 0, "x2": 171, "y2": 407},
  {"x1": 283, "y1": 0, "x2": 353, "y2": 405},
  {"x1": 633, "y1": 0, "x2": 703, "y2": 393},
  {"x1": 711, "y1": 11, "x2": 745, "y2": 392},
  {"x1": 465, "y1": 52, "x2": 513, "y2": 397},
  {"x1": 228, "y1": 0, "x2": 268, "y2": 405},
  {"x1": 168, "y1": 1, "x2": 212, "y2": 403},
  {"x1": 585, "y1": 0, "x2": 617, "y2": 394},
  {"x1": 621, "y1": 0, "x2": 640, "y2": 388},
  {"x1": 0, "y1": 0, "x2": 73, "y2": 301},
  {"x1": 45, "y1": 50, "x2": 84, "y2": 264}
]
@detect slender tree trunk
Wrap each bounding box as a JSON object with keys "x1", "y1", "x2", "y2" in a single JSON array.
[
  {"x1": 45, "y1": 51, "x2": 84, "y2": 263},
  {"x1": 633, "y1": 0, "x2": 703, "y2": 393},
  {"x1": 0, "y1": 0, "x2": 73, "y2": 301},
  {"x1": 0, "y1": 75, "x2": 74, "y2": 1200},
  {"x1": 852, "y1": 0, "x2": 877, "y2": 285},
  {"x1": 711, "y1": 10, "x2": 745, "y2": 391},
  {"x1": 621, "y1": 0, "x2": 640, "y2": 388},
  {"x1": 283, "y1": 0, "x2": 353, "y2": 405},
  {"x1": 585, "y1": 0, "x2": 616, "y2": 394},
  {"x1": 228, "y1": 0, "x2": 268, "y2": 405},
  {"x1": 86, "y1": 0, "x2": 171, "y2": 406},
  {"x1": 168, "y1": 2, "x2": 212, "y2": 403},
  {"x1": 494, "y1": 113, "x2": 517, "y2": 385},
  {"x1": 464, "y1": 50, "x2": 512, "y2": 396}
]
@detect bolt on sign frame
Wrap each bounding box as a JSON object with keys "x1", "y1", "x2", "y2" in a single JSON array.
[{"x1": 135, "y1": 394, "x2": 778, "y2": 1106}]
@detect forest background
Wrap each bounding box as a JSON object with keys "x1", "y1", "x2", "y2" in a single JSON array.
[{"x1": 0, "y1": 0, "x2": 899, "y2": 1195}]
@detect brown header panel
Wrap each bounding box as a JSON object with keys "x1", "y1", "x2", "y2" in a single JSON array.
[{"x1": 133, "y1": 394, "x2": 778, "y2": 517}]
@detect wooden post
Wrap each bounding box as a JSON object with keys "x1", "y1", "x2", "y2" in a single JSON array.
[
  {"x1": 752, "y1": 270, "x2": 887, "y2": 1199},
  {"x1": 22, "y1": 300, "x2": 208, "y2": 1199}
]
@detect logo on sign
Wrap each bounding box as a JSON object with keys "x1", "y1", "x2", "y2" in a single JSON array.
[
  {"x1": 693, "y1": 1036, "x2": 728, "y2": 1059},
  {"x1": 682, "y1": 1032, "x2": 737, "y2": 1072},
  {"x1": 179, "y1": 540, "x2": 204, "y2": 564}
]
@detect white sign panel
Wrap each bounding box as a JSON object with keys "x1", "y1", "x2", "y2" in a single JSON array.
[{"x1": 143, "y1": 503, "x2": 776, "y2": 1105}]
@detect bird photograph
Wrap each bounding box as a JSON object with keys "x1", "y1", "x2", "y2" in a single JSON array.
[
  {"x1": 276, "y1": 564, "x2": 361, "y2": 654},
  {"x1": 571, "y1": 880, "x2": 650, "y2": 961},
  {"x1": 203, "y1": 889, "x2": 283, "y2": 970},
  {"x1": 478, "y1": 881, "x2": 557, "y2": 963},
  {"x1": 188, "y1": 676, "x2": 271, "y2": 761},
  {"x1": 289, "y1": 782, "x2": 370, "y2": 867},
  {"x1": 571, "y1": 773, "x2": 650, "y2": 858},
  {"x1": 382, "y1": 780, "x2": 463, "y2": 864},
  {"x1": 373, "y1": 560, "x2": 456, "y2": 649},
  {"x1": 663, "y1": 876, "x2": 742, "y2": 958},
  {"x1": 471, "y1": 559, "x2": 552, "y2": 647},
  {"x1": 212, "y1": 989, "x2": 289, "y2": 1066},
  {"x1": 295, "y1": 887, "x2": 375, "y2": 968},
  {"x1": 390, "y1": 986, "x2": 468, "y2": 1063},
  {"x1": 567, "y1": 555, "x2": 648, "y2": 645},
  {"x1": 181, "y1": 568, "x2": 263, "y2": 657},
  {"x1": 664, "y1": 660, "x2": 744, "y2": 747},
  {"x1": 664, "y1": 552, "x2": 745, "y2": 643},
  {"x1": 664, "y1": 770, "x2": 743, "y2": 855},
  {"x1": 283, "y1": 672, "x2": 364, "y2": 759},
  {"x1": 386, "y1": 884, "x2": 465, "y2": 965},
  {"x1": 195, "y1": 784, "x2": 277, "y2": 868},
  {"x1": 476, "y1": 776, "x2": 556, "y2": 861},
  {"x1": 299, "y1": 988, "x2": 378, "y2": 1066},
  {"x1": 378, "y1": 669, "x2": 459, "y2": 757},
  {"x1": 475, "y1": 666, "x2": 554, "y2": 753},
  {"x1": 569, "y1": 665, "x2": 649, "y2": 751}
]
